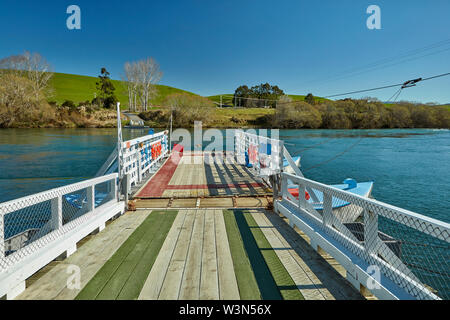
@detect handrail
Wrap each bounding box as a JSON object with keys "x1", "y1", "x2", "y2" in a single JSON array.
[
  {"x1": 0, "y1": 173, "x2": 117, "y2": 215},
  {"x1": 0, "y1": 172, "x2": 124, "y2": 299},
  {"x1": 120, "y1": 131, "x2": 169, "y2": 187},
  {"x1": 234, "y1": 129, "x2": 284, "y2": 177},
  {"x1": 276, "y1": 172, "x2": 450, "y2": 300}
]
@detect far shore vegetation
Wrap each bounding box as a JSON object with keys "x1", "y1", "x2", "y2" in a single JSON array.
[{"x1": 0, "y1": 51, "x2": 449, "y2": 129}]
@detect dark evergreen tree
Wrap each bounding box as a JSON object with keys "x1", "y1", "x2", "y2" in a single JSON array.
[{"x1": 96, "y1": 68, "x2": 117, "y2": 108}]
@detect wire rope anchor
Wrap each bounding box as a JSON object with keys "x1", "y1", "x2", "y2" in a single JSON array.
[{"x1": 401, "y1": 78, "x2": 423, "y2": 89}]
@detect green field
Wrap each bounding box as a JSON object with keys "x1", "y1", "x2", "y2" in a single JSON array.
[
  {"x1": 48, "y1": 73, "x2": 198, "y2": 108},
  {"x1": 288, "y1": 94, "x2": 329, "y2": 103}
]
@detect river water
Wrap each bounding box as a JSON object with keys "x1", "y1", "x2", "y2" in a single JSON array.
[{"x1": 1, "y1": 128, "x2": 448, "y2": 223}]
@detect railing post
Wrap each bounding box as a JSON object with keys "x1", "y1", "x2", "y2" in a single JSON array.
[
  {"x1": 298, "y1": 183, "x2": 306, "y2": 209},
  {"x1": 110, "y1": 176, "x2": 117, "y2": 201},
  {"x1": 322, "y1": 192, "x2": 333, "y2": 227},
  {"x1": 280, "y1": 174, "x2": 287, "y2": 200},
  {"x1": 136, "y1": 146, "x2": 142, "y2": 183},
  {"x1": 271, "y1": 175, "x2": 278, "y2": 203},
  {"x1": 87, "y1": 185, "x2": 95, "y2": 213},
  {"x1": 121, "y1": 174, "x2": 130, "y2": 209},
  {"x1": 0, "y1": 213, "x2": 4, "y2": 258},
  {"x1": 364, "y1": 209, "x2": 379, "y2": 255},
  {"x1": 50, "y1": 196, "x2": 63, "y2": 231},
  {"x1": 278, "y1": 141, "x2": 284, "y2": 173}
]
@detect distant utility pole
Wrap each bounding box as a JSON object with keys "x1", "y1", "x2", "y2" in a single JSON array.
[{"x1": 169, "y1": 111, "x2": 173, "y2": 153}]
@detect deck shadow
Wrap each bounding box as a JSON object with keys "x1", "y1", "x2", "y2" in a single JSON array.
[
  {"x1": 232, "y1": 209, "x2": 282, "y2": 300},
  {"x1": 262, "y1": 210, "x2": 365, "y2": 300}
]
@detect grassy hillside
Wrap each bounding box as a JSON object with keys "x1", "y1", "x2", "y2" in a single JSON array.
[
  {"x1": 48, "y1": 73, "x2": 198, "y2": 108},
  {"x1": 287, "y1": 94, "x2": 330, "y2": 103},
  {"x1": 207, "y1": 94, "x2": 234, "y2": 105}
]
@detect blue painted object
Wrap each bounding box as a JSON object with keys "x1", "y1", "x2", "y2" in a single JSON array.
[
  {"x1": 343, "y1": 178, "x2": 357, "y2": 189},
  {"x1": 259, "y1": 143, "x2": 271, "y2": 155},
  {"x1": 245, "y1": 151, "x2": 253, "y2": 168},
  {"x1": 148, "y1": 129, "x2": 154, "y2": 135}
]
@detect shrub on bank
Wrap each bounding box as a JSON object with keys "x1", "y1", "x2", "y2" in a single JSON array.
[{"x1": 271, "y1": 96, "x2": 450, "y2": 129}]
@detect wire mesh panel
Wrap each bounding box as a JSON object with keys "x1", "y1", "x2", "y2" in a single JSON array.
[
  {"x1": 63, "y1": 188, "x2": 90, "y2": 225},
  {"x1": 94, "y1": 180, "x2": 115, "y2": 208},
  {"x1": 0, "y1": 174, "x2": 119, "y2": 272},
  {"x1": 3, "y1": 200, "x2": 53, "y2": 256},
  {"x1": 279, "y1": 172, "x2": 450, "y2": 300},
  {"x1": 376, "y1": 214, "x2": 450, "y2": 299}
]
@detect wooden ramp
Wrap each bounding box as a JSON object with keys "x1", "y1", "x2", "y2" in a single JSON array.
[
  {"x1": 135, "y1": 152, "x2": 272, "y2": 198},
  {"x1": 15, "y1": 209, "x2": 363, "y2": 300},
  {"x1": 138, "y1": 209, "x2": 240, "y2": 300}
]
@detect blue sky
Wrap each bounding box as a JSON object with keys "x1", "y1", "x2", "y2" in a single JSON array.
[{"x1": 1, "y1": 0, "x2": 449, "y2": 103}]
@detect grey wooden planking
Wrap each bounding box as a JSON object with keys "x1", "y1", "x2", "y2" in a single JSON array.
[
  {"x1": 261, "y1": 210, "x2": 364, "y2": 300},
  {"x1": 250, "y1": 209, "x2": 327, "y2": 300},
  {"x1": 138, "y1": 210, "x2": 187, "y2": 300},
  {"x1": 139, "y1": 209, "x2": 239, "y2": 300},
  {"x1": 158, "y1": 210, "x2": 196, "y2": 300},
  {"x1": 214, "y1": 209, "x2": 240, "y2": 300},
  {"x1": 199, "y1": 209, "x2": 219, "y2": 300},
  {"x1": 15, "y1": 210, "x2": 152, "y2": 300},
  {"x1": 178, "y1": 209, "x2": 205, "y2": 299}
]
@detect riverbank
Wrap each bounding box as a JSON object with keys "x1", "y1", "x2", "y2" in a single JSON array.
[
  {"x1": 0, "y1": 104, "x2": 123, "y2": 128},
  {"x1": 2, "y1": 102, "x2": 449, "y2": 129},
  {"x1": 139, "y1": 103, "x2": 450, "y2": 129}
]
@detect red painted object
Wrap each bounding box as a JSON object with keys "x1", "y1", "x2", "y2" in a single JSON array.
[
  {"x1": 173, "y1": 144, "x2": 184, "y2": 155},
  {"x1": 288, "y1": 188, "x2": 310, "y2": 200}
]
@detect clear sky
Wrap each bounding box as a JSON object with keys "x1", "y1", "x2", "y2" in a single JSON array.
[{"x1": 1, "y1": 0, "x2": 449, "y2": 103}]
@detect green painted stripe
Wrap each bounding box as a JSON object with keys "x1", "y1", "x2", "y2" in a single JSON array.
[
  {"x1": 76, "y1": 212, "x2": 159, "y2": 300},
  {"x1": 95, "y1": 211, "x2": 167, "y2": 299},
  {"x1": 76, "y1": 210, "x2": 177, "y2": 300},
  {"x1": 231, "y1": 210, "x2": 282, "y2": 300},
  {"x1": 243, "y1": 211, "x2": 304, "y2": 300},
  {"x1": 116, "y1": 210, "x2": 178, "y2": 300},
  {"x1": 223, "y1": 210, "x2": 261, "y2": 300}
]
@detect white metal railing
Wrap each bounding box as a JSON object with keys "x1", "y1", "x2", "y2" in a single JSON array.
[
  {"x1": 120, "y1": 131, "x2": 169, "y2": 187},
  {"x1": 275, "y1": 172, "x2": 450, "y2": 300},
  {"x1": 234, "y1": 130, "x2": 284, "y2": 177},
  {"x1": 0, "y1": 173, "x2": 125, "y2": 299}
]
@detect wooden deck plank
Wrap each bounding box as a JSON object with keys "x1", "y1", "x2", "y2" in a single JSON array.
[
  {"x1": 261, "y1": 211, "x2": 364, "y2": 300},
  {"x1": 199, "y1": 210, "x2": 219, "y2": 300},
  {"x1": 178, "y1": 209, "x2": 205, "y2": 300},
  {"x1": 214, "y1": 209, "x2": 240, "y2": 300},
  {"x1": 151, "y1": 153, "x2": 270, "y2": 198},
  {"x1": 137, "y1": 210, "x2": 187, "y2": 300},
  {"x1": 116, "y1": 210, "x2": 178, "y2": 300},
  {"x1": 16, "y1": 211, "x2": 151, "y2": 300},
  {"x1": 158, "y1": 210, "x2": 196, "y2": 300},
  {"x1": 251, "y1": 210, "x2": 324, "y2": 300},
  {"x1": 240, "y1": 210, "x2": 298, "y2": 300},
  {"x1": 256, "y1": 211, "x2": 334, "y2": 300},
  {"x1": 95, "y1": 212, "x2": 167, "y2": 299}
]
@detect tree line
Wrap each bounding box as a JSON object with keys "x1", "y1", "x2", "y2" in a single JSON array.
[
  {"x1": 232, "y1": 83, "x2": 284, "y2": 108},
  {"x1": 271, "y1": 96, "x2": 450, "y2": 129}
]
